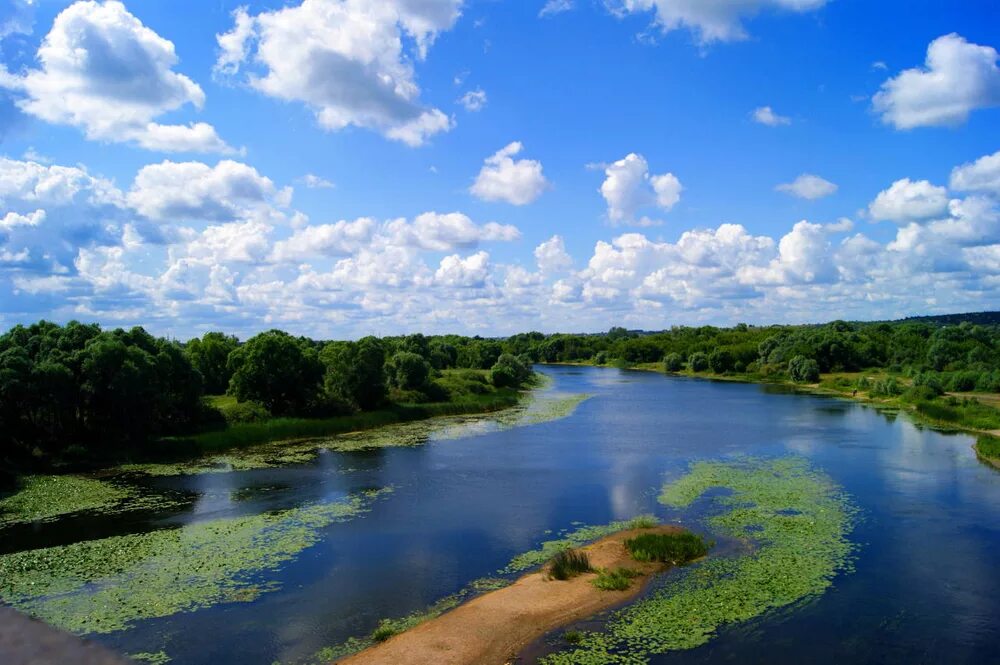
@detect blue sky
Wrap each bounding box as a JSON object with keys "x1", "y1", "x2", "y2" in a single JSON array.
[{"x1": 0, "y1": 0, "x2": 999, "y2": 339}]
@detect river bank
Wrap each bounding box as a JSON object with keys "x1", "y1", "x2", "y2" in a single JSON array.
[{"x1": 339, "y1": 525, "x2": 688, "y2": 665}]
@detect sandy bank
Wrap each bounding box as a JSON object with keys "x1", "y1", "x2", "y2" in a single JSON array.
[{"x1": 338, "y1": 525, "x2": 685, "y2": 665}]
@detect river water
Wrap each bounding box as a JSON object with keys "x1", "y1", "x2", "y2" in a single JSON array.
[{"x1": 4, "y1": 365, "x2": 1000, "y2": 664}]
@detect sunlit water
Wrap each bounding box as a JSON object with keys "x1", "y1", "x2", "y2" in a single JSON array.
[{"x1": 5, "y1": 365, "x2": 1000, "y2": 664}]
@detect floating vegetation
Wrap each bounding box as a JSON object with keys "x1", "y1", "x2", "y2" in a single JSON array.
[
  {"x1": 504, "y1": 515, "x2": 658, "y2": 574},
  {"x1": 0, "y1": 475, "x2": 184, "y2": 527},
  {"x1": 0, "y1": 488, "x2": 392, "y2": 634},
  {"x1": 542, "y1": 457, "x2": 856, "y2": 663},
  {"x1": 116, "y1": 439, "x2": 326, "y2": 477},
  {"x1": 128, "y1": 651, "x2": 171, "y2": 664}
]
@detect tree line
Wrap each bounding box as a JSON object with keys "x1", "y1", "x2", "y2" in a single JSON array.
[{"x1": 3, "y1": 314, "x2": 1000, "y2": 472}]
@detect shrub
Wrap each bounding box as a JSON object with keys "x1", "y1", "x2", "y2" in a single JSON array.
[
  {"x1": 592, "y1": 567, "x2": 641, "y2": 591},
  {"x1": 219, "y1": 399, "x2": 270, "y2": 424},
  {"x1": 489, "y1": 353, "x2": 532, "y2": 388},
  {"x1": 788, "y1": 355, "x2": 820, "y2": 383},
  {"x1": 708, "y1": 349, "x2": 734, "y2": 374},
  {"x1": 912, "y1": 372, "x2": 944, "y2": 396},
  {"x1": 871, "y1": 377, "x2": 902, "y2": 397},
  {"x1": 663, "y1": 352, "x2": 684, "y2": 372},
  {"x1": 563, "y1": 630, "x2": 584, "y2": 644},
  {"x1": 625, "y1": 532, "x2": 709, "y2": 565},
  {"x1": 548, "y1": 549, "x2": 593, "y2": 580},
  {"x1": 385, "y1": 352, "x2": 431, "y2": 391},
  {"x1": 948, "y1": 371, "x2": 979, "y2": 393},
  {"x1": 688, "y1": 352, "x2": 709, "y2": 372}
]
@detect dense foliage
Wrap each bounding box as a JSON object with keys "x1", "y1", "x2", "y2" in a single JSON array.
[{"x1": 5, "y1": 312, "x2": 1000, "y2": 472}]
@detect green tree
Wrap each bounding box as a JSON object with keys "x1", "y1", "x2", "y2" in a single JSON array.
[
  {"x1": 185, "y1": 332, "x2": 239, "y2": 394},
  {"x1": 489, "y1": 353, "x2": 531, "y2": 387},
  {"x1": 663, "y1": 353, "x2": 684, "y2": 372},
  {"x1": 227, "y1": 330, "x2": 323, "y2": 416},
  {"x1": 688, "y1": 352, "x2": 709, "y2": 372},
  {"x1": 788, "y1": 355, "x2": 820, "y2": 383},
  {"x1": 321, "y1": 336, "x2": 387, "y2": 410},
  {"x1": 385, "y1": 351, "x2": 431, "y2": 391},
  {"x1": 708, "y1": 349, "x2": 734, "y2": 374}
]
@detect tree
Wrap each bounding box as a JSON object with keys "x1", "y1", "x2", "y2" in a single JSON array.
[
  {"x1": 321, "y1": 336, "x2": 387, "y2": 410},
  {"x1": 663, "y1": 353, "x2": 684, "y2": 372},
  {"x1": 186, "y1": 332, "x2": 239, "y2": 394},
  {"x1": 490, "y1": 353, "x2": 531, "y2": 387},
  {"x1": 708, "y1": 349, "x2": 734, "y2": 374},
  {"x1": 688, "y1": 352, "x2": 709, "y2": 372},
  {"x1": 385, "y1": 351, "x2": 431, "y2": 390},
  {"x1": 788, "y1": 355, "x2": 820, "y2": 383},
  {"x1": 227, "y1": 330, "x2": 324, "y2": 416}
]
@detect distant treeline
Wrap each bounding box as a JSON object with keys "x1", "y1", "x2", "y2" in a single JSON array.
[{"x1": 3, "y1": 314, "x2": 1000, "y2": 470}]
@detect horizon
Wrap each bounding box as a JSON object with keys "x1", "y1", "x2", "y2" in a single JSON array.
[{"x1": 1, "y1": 1, "x2": 999, "y2": 340}]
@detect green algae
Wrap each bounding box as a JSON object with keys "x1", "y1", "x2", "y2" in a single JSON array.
[
  {"x1": 0, "y1": 475, "x2": 184, "y2": 527},
  {"x1": 129, "y1": 651, "x2": 170, "y2": 664},
  {"x1": 0, "y1": 488, "x2": 392, "y2": 635},
  {"x1": 541, "y1": 457, "x2": 856, "y2": 663}
]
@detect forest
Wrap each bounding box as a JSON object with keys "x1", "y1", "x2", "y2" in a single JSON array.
[{"x1": 3, "y1": 313, "x2": 1000, "y2": 476}]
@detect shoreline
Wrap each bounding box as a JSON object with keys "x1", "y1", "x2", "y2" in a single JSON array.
[
  {"x1": 338, "y1": 525, "x2": 687, "y2": 665},
  {"x1": 546, "y1": 361, "x2": 1000, "y2": 467}
]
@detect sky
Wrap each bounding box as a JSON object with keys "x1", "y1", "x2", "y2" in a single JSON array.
[{"x1": 0, "y1": 0, "x2": 998, "y2": 340}]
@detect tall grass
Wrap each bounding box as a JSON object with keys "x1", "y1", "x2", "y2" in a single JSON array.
[
  {"x1": 913, "y1": 399, "x2": 1000, "y2": 431},
  {"x1": 592, "y1": 567, "x2": 641, "y2": 591},
  {"x1": 976, "y1": 434, "x2": 1000, "y2": 461},
  {"x1": 625, "y1": 532, "x2": 709, "y2": 565},
  {"x1": 547, "y1": 549, "x2": 593, "y2": 580}
]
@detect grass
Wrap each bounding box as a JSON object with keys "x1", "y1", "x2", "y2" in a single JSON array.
[
  {"x1": 624, "y1": 532, "x2": 710, "y2": 565},
  {"x1": 503, "y1": 514, "x2": 659, "y2": 573},
  {"x1": 563, "y1": 630, "x2": 584, "y2": 644},
  {"x1": 542, "y1": 457, "x2": 856, "y2": 663},
  {"x1": 592, "y1": 567, "x2": 642, "y2": 591},
  {"x1": 547, "y1": 549, "x2": 593, "y2": 580},
  {"x1": 912, "y1": 398, "x2": 1000, "y2": 431},
  {"x1": 975, "y1": 434, "x2": 1000, "y2": 467}
]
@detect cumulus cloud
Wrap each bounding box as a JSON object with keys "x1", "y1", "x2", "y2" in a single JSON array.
[
  {"x1": 950, "y1": 149, "x2": 1000, "y2": 196},
  {"x1": 470, "y1": 142, "x2": 550, "y2": 205},
  {"x1": 873, "y1": 33, "x2": 1000, "y2": 129},
  {"x1": 127, "y1": 160, "x2": 291, "y2": 224},
  {"x1": 458, "y1": 88, "x2": 487, "y2": 112},
  {"x1": 384, "y1": 212, "x2": 520, "y2": 251},
  {"x1": 1, "y1": 1, "x2": 232, "y2": 153},
  {"x1": 214, "y1": 0, "x2": 461, "y2": 146},
  {"x1": 435, "y1": 251, "x2": 490, "y2": 287},
  {"x1": 776, "y1": 174, "x2": 838, "y2": 200},
  {"x1": 868, "y1": 178, "x2": 950, "y2": 223},
  {"x1": 599, "y1": 153, "x2": 682, "y2": 225},
  {"x1": 270, "y1": 218, "x2": 375, "y2": 262},
  {"x1": 608, "y1": 0, "x2": 828, "y2": 44},
  {"x1": 535, "y1": 235, "x2": 573, "y2": 273},
  {"x1": 752, "y1": 105, "x2": 791, "y2": 126}
]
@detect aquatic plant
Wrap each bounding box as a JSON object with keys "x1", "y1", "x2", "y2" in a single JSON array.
[
  {"x1": 128, "y1": 651, "x2": 171, "y2": 664},
  {"x1": 624, "y1": 532, "x2": 708, "y2": 565},
  {"x1": 0, "y1": 475, "x2": 184, "y2": 527},
  {"x1": 542, "y1": 457, "x2": 856, "y2": 663},
  {"x1": 0, "y1": 488, "x2": 392, "y2": 634},
  {"x1": 592, "y1": 567, "x2": 641, "y2": 592},
  {"x1": 547, "y1": 549, "x2": 592, "y2": 580}
]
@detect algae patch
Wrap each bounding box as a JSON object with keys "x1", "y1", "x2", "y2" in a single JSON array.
[
  {"x1": 0, "y1": 488, "x2": 392, "y2": 634},
  {"x1": 0, "y1": 475, "x2": 184, "y2": 527},
  {"x1": 542, "y1": 457, "x2": 856, "y2": 663}
]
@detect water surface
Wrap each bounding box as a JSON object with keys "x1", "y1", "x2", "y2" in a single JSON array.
[{"x1": 4, "y1": 365, "x2": 1000, "y2": 664}]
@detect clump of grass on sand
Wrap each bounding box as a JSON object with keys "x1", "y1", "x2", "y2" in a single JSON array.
[
  {"x1": 625, "y1": 532, "x2": 710, "y2": 565},
  {"x1": 592, "y1": 567, "x2": 642, "y2": 591},
  {"x1": 547, "y1": 549, "x2": 593, "y2": 580}
]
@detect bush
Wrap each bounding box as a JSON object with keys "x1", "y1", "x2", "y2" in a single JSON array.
[
  {"x1": 625, "y1": 532, "x2": 709, "y2": 565},
  {"x1": 688, "y1": 352, "x2": 709, "y2": 372},
  {"x1": 912, "y1": 372, "x2": 944, "y2": 396},
  {"x1": 788, "y1": 355, "x2": 820, "y2": 383},
  {"x1": 547, "y1": 549, "x2": 593, "y2": 580},
  {"x1": 219, "y1": 399, "x2": 270, "y2": 424},
  {"x1": 489, "y1": 353, "x2": 532, "y2": 388},
  {"x1": 708, "y1": 349, "x2": 734, "y2": 374},
  {"x1": 385, "y1": 352, "x2": 431, "y2": 391},
  {"x1": 592, "y1": 567, "x2": 642, "y2": 591},
  {"x1": 871, "y1": 377, "x2": 902, "y2": 397},
  {"x1": 948, "y1": 371, "x2": 979, "y2": 393},
  {"x1": 663, "y1": 352, "x2": 684, "y2": 372}
]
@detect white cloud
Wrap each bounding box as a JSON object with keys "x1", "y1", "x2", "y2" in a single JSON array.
[
  {"x1": 435, "y1": 251, "x2": 490, "y2": 287},
  {"x1": 776, "y1": 174, "x2": 838, "y2": 200},
  {"x1": 470, "y1": 142, "x2": 550, "y2": 205},
  {"x1": 300, "y1": 174, "x2": 335, "y2": 189},
  {"x1": 0, "y1": 209, "x2": 45, "y2": 231},
  {"x1": 385, "y1": 211, "x2": 520, "y2": 251},
  {"x1": 540, "y1": 0, "x2": 574, "y2": 17},
  {"x1": 128, "y1": 160, "x2": 291, "y2": 223},
  {"x1": 270, "y1": 218, "x2": 375, "y2": 262},
  {"x1": 869, "y1": 178, "x2": 950, "y2": 223},
  {"x1": 950, "y1": 149, "x2": 1000, "y2": 196},
  {"x1": 535, "y1": 235, "x2": 573, "y2": 273},
  {"x1": 752, "y1": 105, "x2": 791, "y2": 126},
  {"x1": 216, "y1": 0, "x2": 461, "y2": 146},
  {"x1": 600, "y1": 153, "x2": 682, "y2": 225},
  {"x1": 609, "y1": 0, "x2": 828, "y2": 44},
  {"x1": 873, "y1": 33, "x2": 1000, "y2": 129},
  {"x1": 1, "y1": 1, "x2": 232, "y2": 153},
  {"x1": 738, "y1": 220, "x2": 838, "y2": 285},
  {"x1": 458, "y1": 88, "x2": 487, "y2": 112}
]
